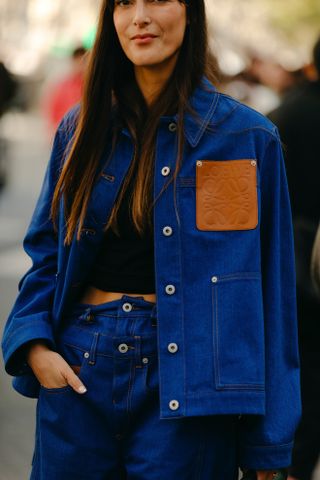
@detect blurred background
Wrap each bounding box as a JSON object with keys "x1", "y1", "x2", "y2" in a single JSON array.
[{"x1": 0, "y1": 0, "x2": 320, "y2": 478}]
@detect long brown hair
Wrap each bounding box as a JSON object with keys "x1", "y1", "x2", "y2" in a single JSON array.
[{"x1": 51, "y1": 0, "x2": 218, "y2": 244}]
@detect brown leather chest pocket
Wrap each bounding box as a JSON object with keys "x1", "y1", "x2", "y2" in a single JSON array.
[{"x1": 196, "y1": 159, "x2": 258, "y2": 231}]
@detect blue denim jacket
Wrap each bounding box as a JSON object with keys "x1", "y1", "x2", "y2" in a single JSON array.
[{"x1": 1, "y1": 78, "x2": 301, "y2": 469}]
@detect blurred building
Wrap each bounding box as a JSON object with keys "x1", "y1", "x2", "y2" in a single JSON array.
[
  {"x1": 0, "y1": 0, "x2": 100, "y2": 77},
  {"x1": 1, "y1": 0, "x2": 319, "y2": 78},
  {"x1": 206, "y1": 0, "x2": 319, "y2": 76},
  {"x1": 0, "y1": 0, "x2": 319, "y2": 115}
]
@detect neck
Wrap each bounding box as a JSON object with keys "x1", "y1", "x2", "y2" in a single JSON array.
[{"x1": 134, "y1": 54, "x2": 178, "y2": 106}]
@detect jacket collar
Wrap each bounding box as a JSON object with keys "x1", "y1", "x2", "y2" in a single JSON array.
[
  {"x1": 121, "y1": 76, "x2": 219, "y2": 148},
  {"x1": 176, "y1": 77, "x2": 219, "y2": 148}
]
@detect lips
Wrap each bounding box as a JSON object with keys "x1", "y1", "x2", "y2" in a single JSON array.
[{"x1": 131, "y1": 34, "x2": 157, "y2": 40}]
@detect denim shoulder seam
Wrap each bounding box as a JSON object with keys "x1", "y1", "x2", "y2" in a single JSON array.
[{"x1": 217, "y1": 92, "x2": 277, "y2": 126}]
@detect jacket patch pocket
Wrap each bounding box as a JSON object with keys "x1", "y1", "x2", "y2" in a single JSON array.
[
  {"x1": 211, "y1": 273, "x2": 265, "y2": 390},
  {"x1": 196, "y1": 160, "x2": 258, "y2": 231}
]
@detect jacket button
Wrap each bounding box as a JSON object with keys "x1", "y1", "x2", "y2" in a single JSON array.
[
  {"x1": 161, "y1": 166, "x2": 170, "y2": 176},
  {"x1": 165, "y1": 284, "x2": 175, "y2": 295},
  {"x1": 169, "y1": 399, "x2": 180, "y2": 411},
  {"x1": 211, "y1": 276, "x2": 218, "y2": 283},
  {"x1": 168, "y1": 343, "x2": 178, "y2": 353},
  {"x1": 163, "y1": 226, "x2": 173, "y2": 236},
  {"x1": 168, "y1": 122, "x2": 177, "y2": 132},
  {"x1": 118, "y1": 343, "x2": 129, "y2": 353}
]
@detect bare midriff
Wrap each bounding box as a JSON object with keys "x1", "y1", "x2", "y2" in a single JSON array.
[{"x1": 80, "y1": 286, "x2": 156, "y2": 305}]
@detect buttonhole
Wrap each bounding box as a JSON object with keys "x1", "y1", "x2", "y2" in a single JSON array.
[{"x1": 101, "y1": 173, "x2": 115, "y2": 182}]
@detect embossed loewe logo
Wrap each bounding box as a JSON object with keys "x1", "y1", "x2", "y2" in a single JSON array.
[{"x1": 196, "y1": 160, "x2": 258, "y2": 231}]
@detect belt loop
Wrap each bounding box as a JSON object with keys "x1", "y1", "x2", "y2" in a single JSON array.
[
  {"x1": 88, "y1": 332, "x2": 99, "y2": 365},
  {"x1": 133, "y1": 335, "x2": 141, "y2": 364},
  {"x1": 80, "y1": 307, "x2": 92, "y2": 322},
  {"x1": 151, "y1": 304, "x2": 157, "y2": 322}
]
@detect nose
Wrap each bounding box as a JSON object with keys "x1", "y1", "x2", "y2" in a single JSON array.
[{"x1": 133, "y1": 0, "x2": 151, "y2": 27}]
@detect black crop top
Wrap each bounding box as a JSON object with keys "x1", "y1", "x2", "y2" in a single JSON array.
[{"x1": 87, "y1": 174, "x2": 155, "y2": 294}]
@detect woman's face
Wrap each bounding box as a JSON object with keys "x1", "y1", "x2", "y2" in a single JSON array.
[{"x1": 113, "y1": 0, "x2": 187, "y2": 69}]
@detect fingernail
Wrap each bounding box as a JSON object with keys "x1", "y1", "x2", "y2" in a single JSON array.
[{"x1": 78, "y1": 385, "x2": 87, "y2": 394}]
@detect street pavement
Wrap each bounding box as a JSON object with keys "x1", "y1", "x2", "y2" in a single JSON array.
[
  {"x1": 0, "y1": 110, "x2": 319, "y2": 480},
  {"x1": 0, "y1": 111, "x2": 50, "y2": 480}
]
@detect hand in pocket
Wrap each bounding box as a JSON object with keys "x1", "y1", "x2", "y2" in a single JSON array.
[{"x1": 26, "y1": 342, "x2": 87, "y2": 393}]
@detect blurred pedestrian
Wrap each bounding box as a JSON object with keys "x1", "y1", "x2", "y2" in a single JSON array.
[
  {"x1": 42, "y1": 46, "x2": 88, "y2": 133},
  {"x1": 0, "y1": 60, "x2": 18, "y2": 191},
  {"x1": 0, "y1": 61, "x2": 17, "y2": 116},
  {"x1": 2, "y1": 1, "x2": 300, "y2": 479},
  {"x1": 269, "y1": 36, "x2": 320, "y2": 480}
]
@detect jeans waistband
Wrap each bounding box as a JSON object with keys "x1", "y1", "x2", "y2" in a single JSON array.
[{"x1": 72, "y1": 294, "x2": 157, "y2": 318}]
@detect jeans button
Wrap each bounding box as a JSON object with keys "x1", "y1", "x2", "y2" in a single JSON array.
[
  {"x1": 118, "y1": 343, "x2": 129, "y2": 353},
  {"x1": 122, "y1": 303, "x2": 133, "y2": 312}
]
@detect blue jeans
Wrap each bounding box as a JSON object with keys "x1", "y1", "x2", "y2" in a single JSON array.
[{"x1": 30, "y1": 295, "x2": 240, "y2": 479}]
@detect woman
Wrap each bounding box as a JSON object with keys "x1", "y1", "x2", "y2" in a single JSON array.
[{"x1": 1, "y1": 1, "x2": 300, "y2": 479}]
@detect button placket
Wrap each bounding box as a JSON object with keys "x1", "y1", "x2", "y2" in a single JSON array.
[{"x1": 153, "y1": 127, "x2": 184, "y2": 418}]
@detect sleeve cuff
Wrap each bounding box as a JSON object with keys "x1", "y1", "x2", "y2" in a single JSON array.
[
  {"x1": 239, "y1": 441, "x2": 293, "y2": 470},
  {"x1": 2, "y1": 320, "x2": 56, "y2": 376}
]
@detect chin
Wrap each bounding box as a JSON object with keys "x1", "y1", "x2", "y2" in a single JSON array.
[
  {"x1": 131, "y1": 55, "x2": 170, "y2": 69},
  {"x1": 130, "y1": 55, "x2": 160, "y2": 64},
  {"x1": 133, "y1": 61, "x2": 161, "y2": 68}
]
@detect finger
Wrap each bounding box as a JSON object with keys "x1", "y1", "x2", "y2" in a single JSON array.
[{"x1": 65, "y1": 368, "x2": 87, "y2": 394}]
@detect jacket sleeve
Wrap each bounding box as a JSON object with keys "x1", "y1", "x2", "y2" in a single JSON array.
[
  {"x1": 238, "y1": 128, "x2": 302, "y2": 470},
  {"x1": 1, "y1": 117, "x2": 69, "y2": 377}
]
